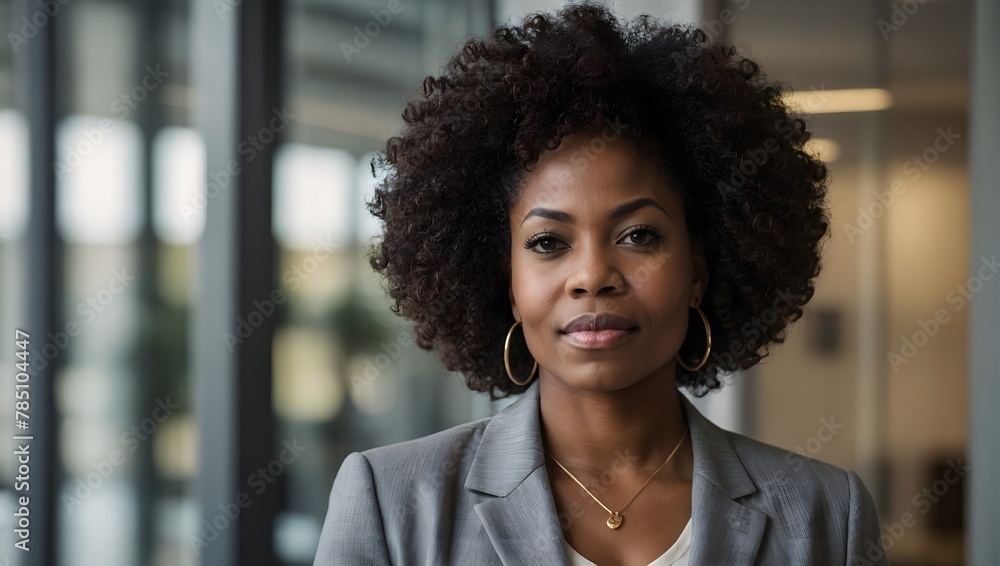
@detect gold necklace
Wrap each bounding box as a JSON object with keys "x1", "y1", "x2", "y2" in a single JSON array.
[{"x1": 544, "y1": 427, "x2": 687, "y2": 530}]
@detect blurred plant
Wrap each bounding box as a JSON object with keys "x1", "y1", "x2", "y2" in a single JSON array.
[{"x1": 327, "y1": 286, "x2": 394, "y2": 354}]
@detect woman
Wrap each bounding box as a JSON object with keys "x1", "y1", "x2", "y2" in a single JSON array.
[{"x1": 314, "y1": 3, "x2": 888, "y2": 565}]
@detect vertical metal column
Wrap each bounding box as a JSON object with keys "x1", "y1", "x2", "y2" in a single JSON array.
[
  {"x1": 967, "y1": 0, "x2": 1000, "y2": 563},
  {"x1": 191, "y1": 0, "x2": 282, "y2": 564},
  {"x1": 134, "y1": 0, "x2": 166, "y2": 562},
  {"x1": 851, "y1": 0, "x2": 892, "y2": 512},
  {"x1": 235, "y1": 1, "x2": 283, "y2": 561},
  {"x1": 852, "y1": 108, "x2": 890, "y2": 507},
  {"x1": 15, "y1": 0, "x2": 60, "y2": 563}
]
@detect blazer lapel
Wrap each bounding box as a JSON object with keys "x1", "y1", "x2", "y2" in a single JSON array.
[
  {"x1": 465, "y1": 382, "x2": 766, "y2": 566},
  {"x1": 466, "y1": 380, "x2": 571, "y2": 566},
  {"x1": 680, "y1": 394, "x2": 767, "y2": 565}
]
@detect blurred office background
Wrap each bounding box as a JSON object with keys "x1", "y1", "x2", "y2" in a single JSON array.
[{"x1": 0, "y1": 0, "x2": 996, "y2": 565}]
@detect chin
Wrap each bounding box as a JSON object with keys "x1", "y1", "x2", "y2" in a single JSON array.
[{"x1": 547, "y1": 364, "x2": 645, "y2": 391}]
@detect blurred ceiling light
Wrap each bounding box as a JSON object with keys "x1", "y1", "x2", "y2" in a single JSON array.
[
  {"x1": 346, "y1": 352, "x2": 396, "y2": 415},
  {"x1": 56, "y1": 115, "x2": 143, "y2": 245},
  {"x1": 153, "y1": 127, "x2": 207, "y2": 245},
  {"x1": 274, "y1": 143, "x2": 354, "y2": 250},
  {"x1": 784, "y1": 88, "x2": 893, "y2": 114},
  {"x1": 274, "y1": 327, "x2": 344, "y2": 422},
  {"x1": 0, "y1": 110, "x2": 28, "y2": 240},
  {"x1": 804, "y1": 138, "x2": 841, "y2": 163}
]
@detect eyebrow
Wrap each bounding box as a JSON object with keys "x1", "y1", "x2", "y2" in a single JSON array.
[{"x1": 519, "y1": 197, "x2": 669, "y2": 226}]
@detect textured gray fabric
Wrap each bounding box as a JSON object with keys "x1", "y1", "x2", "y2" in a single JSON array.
[{"x1": 314, "y1": 380, "x2": 889, "y2": 565}]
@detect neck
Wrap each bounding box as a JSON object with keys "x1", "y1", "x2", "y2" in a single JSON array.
[{"x1": 538, "y1": 369, "x2": 691, "y2": 480}]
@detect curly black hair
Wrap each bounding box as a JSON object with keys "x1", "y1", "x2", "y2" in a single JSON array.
[{"x1": 365, "y1": 1, "x2": 830, "y2": 401}]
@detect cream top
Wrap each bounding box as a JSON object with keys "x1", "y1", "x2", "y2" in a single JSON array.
[{"x1": 564, "y1": 518, "x2": 692, "y2": 566}]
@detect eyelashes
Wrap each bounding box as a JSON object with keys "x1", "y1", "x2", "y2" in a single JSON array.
[
  {"x1": 522, "y1": 225, "x2": 663, "y2": 255},
  {"x1": 522, "y1": 231, "x2": 559, "y2": 253}
]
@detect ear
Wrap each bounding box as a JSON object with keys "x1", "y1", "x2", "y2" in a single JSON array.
[{"x1": 690, "y1": 240, "x2": 709, "y2": 307}]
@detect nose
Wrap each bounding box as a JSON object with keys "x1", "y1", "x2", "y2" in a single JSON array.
[{"x1": 566, "y1": 240, "x2": 626, "y2": 296}]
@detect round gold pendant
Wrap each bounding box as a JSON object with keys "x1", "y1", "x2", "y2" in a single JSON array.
[{"x1": 606, "y1": 513, "x2": 623, "y2": 529}]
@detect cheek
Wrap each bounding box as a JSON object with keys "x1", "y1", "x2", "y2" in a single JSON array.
[
  {"x1": 510, "y1": 259, "x2": 561, "y2": 323},
  {"x1": 632, "y1": 241, "x2": 684, "y2": 279},
  {"x1": 627, "y1": 254, "x2": 692, "y2": 321},
  {"x1": 511, "y1": 258, "x2": 563, "y2": 337}
]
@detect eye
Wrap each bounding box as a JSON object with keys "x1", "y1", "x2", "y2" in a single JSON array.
[
  {"x1": 618, "y1": 225, "x2": 662, "y2": 247},
  {"x1": 523, "y1": 226, "x2": 662, "y2": 254},
  {"x1": 523, "y1": 232, "x2": 566, "y2": 254}
]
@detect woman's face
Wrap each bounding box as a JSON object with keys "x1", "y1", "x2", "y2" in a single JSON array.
[{"x1": 508, "y1": 132, "x2": 708, "y2": 391}]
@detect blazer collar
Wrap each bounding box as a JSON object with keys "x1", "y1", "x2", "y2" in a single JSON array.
[{"x1": 466, "y1": 379, "x2": 766, "y2": 565}]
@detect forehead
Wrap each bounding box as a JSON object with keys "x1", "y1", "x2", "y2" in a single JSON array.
[{"x1": 512, "y1": 133, "x2": 675, "y2": 213}]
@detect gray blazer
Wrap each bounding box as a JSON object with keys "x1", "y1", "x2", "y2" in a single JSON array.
[{"x1": 314, "y1": 380, "x2": 889, "y2": 565}]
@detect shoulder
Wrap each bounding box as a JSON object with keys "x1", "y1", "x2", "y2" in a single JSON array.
[
  {"x1": 721, "y1": 428, "x2": 887, "y2": 562},
  {"x1": 718, "y1": 426, "x2": 884, "y2": 555},
  {"x1": 722, "y1": 424, "x2": 864, "y2": 515},
  {"x1": 318, "y1": 414, "x2": 524, "y2": 565},
  {"x1": 360, "y1": 415, "x2": 491, "y2": 473},
  {"x1": 333, "y1": 415, "x2": 492, "y2": 497},
  {"x1": 724, "y1": 426, "x2": 853, "y2": 496},
  {"x1": 324, "y1": 416, "x2": 492, "y2": 531}
]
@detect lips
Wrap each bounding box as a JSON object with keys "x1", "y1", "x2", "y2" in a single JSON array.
[{"x1": 561, "y1": 313, "x2": 638, "y2": 334}]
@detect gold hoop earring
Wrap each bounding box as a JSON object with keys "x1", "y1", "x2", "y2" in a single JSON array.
[
  {"x1": 675, "y1": 305, "x2": 712, "y2": 372},
  {"x1": 504, "y1": 320, "x2": 538, "y2": 386}
]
